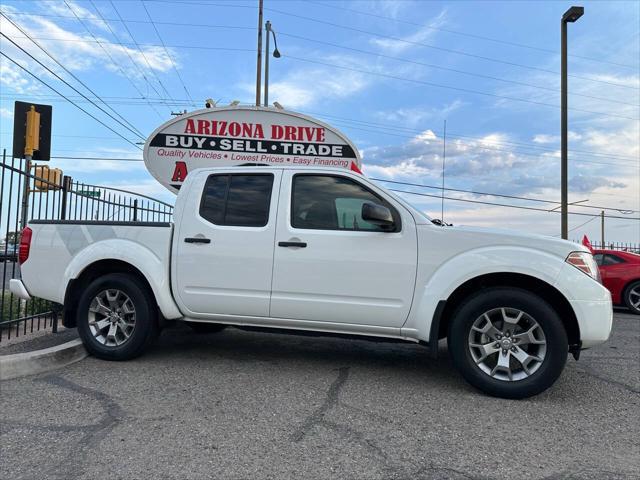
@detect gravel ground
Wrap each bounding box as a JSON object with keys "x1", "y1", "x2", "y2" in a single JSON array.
[{"x1": 1, "y1": 310, "x2": 638, "y2": 480}]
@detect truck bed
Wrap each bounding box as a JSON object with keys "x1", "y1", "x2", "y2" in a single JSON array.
[{"x1": 21, "y1": 220, "x2": 174, "y2": 306}]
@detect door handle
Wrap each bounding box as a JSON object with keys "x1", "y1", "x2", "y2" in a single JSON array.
[
  {"x1": 184, "y1": 237, "x2": 211, "y2": 244},
  {"x1": 278, "y1": 241, "x2": 307, "y2": 248}
]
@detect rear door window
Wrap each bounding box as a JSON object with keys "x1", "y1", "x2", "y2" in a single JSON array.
[{"x1": 200, "y1": 174, "x2": 274, "y2": 227}]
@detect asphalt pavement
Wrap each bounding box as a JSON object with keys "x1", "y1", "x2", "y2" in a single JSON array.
[{"x1": 1, "y1": 311, "x2": 638, "y2": 480}]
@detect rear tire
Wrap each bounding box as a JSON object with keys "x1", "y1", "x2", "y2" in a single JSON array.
[
  {"x1": 623, "y1": 280, "x2": 640, "y2": 315},
  {"x1": 186, "y1": 322, "x2": 227, "y2": 333},
  {"x1": 448, "y1": 287, "x2": 568, "y2": 399},
  {"x1": 77, "y1": 273, "x2": 158, "y2": 360}
]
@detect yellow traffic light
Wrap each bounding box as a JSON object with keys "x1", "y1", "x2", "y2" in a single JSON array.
[
  {"x1": 24, "y1": 105, "x2": 40, "y2": 157},
  {"x1": 32, "y1": 165, "x2": 62, "y2": 191}
]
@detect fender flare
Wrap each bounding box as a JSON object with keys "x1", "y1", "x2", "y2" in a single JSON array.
[
  {"x1": 405, "y1": 246, "x2": 571, "y2": 345},
  {"x1": 61, "y1": 239, "x2": 182, "y2": 320}
]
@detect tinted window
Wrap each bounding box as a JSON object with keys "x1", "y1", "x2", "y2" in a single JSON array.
[
  {"x1": 594, "y1": 253, "x2": 604, "y2": 266},
  {"x1": 291, "y1": 175, "x2": 398, "y2": 232},
  {"x1": 200, "y1": 174, "x2": 273, "y2": 227},
  {"x1": 604, "y1": 254, "x2": 625, "y2": 265},
  {"x1": 200, "y1": 175, "x2": 228, "y2": 225}
]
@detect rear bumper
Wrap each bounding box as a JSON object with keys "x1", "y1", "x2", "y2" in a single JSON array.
[
  {"x1": 9, "y1": 279, "x2": 31, "y2": 300},
  {"x1": 570, "y1": 298, "x2": 613, "y2": 348}
]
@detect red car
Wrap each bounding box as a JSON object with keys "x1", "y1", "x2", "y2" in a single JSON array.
[{"x1": 593, "y1": 249, "x2": 640, "y2": 314}]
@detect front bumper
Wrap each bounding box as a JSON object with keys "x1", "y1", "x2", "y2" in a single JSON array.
[
  {"x1": 570, "y1": 298, "x2": 613, "y2": 348},
  {"x1": 554, "y1": 262, "x2": 613, "y2": 349},
  {"x1": 9, "y1": 279, "x2": 31, "y2": 300}
]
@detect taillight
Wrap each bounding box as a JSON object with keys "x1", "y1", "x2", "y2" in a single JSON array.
[{"x1": 19, "y1": 227, "x2": 32, "y2": 264}]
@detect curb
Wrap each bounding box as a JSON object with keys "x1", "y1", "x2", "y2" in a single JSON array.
[{"x1": 0, "y1": 339, "x2": 87, "y2": 381}]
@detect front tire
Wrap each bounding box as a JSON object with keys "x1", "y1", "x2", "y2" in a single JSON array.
[
  {"x1": 77, "y1": 273, "x2": 158, "y2": 360},
  {"x1": 623, "y1": 281, "x2": 640, "y2": 315},
  {"x1": 448, "y1": 287, "x2": 568, "y2": 399}
]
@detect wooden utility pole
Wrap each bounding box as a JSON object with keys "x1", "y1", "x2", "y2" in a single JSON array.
[
  {"x1": 601, "y1": 210, "x2": 605, "y2": 247},
  {"x1": 255, "y1": 0, "x2": 264, "y2": 106}
]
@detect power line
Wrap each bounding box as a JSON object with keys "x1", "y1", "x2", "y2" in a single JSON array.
[
  {"x1": 320, "y1": 118, "x2": 639, "y2": 168},
  {"x1": 108, "y1": 0, "x2": 176, "y2": 102},
  {"x1": 87, "y1": 0, "x2": 167, "y2": 108},
  {"x1": 1, "y1": 10, "x2": 255, "y2": 32},
  {"x1": 283, "y1": 55, "x2": 639, "y2": 121},
  {"x1": 140, "y1": 0, "x2": 196, "y2": 106},
  {"x1": 372, "y1": 178, "x2": 639, "y2": 214},
  {"x1": 5, "y1": 33, "x2": 257, "y2": 53},
  {"x1": 0, "y1": 32, "x2": 147, "y2": 142},
  {"x1": 264, "y1": 6, "x2": 640, "y2": 91},
  {"x1": 4, "y1": 90, "x2": 633, "y2": 165},
  {"x1": 297, "y1": 110, "x2": 640, "y2": 163},
  {"x1": 5, "y1": 8, "x2": 637, "y2": 107},
  {"x1": 302, "y1": 110, "x2": 637, "y2": 164},
  {"x1": 10, "y1": 149, "x2": 633, "y2": 214},
  {"x1": 96, "y1": 0, "x2": 637, "y2": 90},
  {"x1": 0, "y1": 131, "x2": 136, "y2": 140},
  {"x1": 0, "y1": 11, "x2": 146, "y2": 139},
  {"x1": 277, "y1": 31, "x2": 638, "y2": 108},
  {"x1": 566, "y1": 215, "x2": 599, "y2": 234},
  {"x1": 309, "y1": 0, "x2": 639, "y2": 70},
  {"x1": 61, "y1": 0, "x2": 165, "y2": 121},
  {"x1": 388, "y1": 189, "x2": 639, "y2": 220},
  {"x1": 0, "y1": 52, "x2": 142, "y2": 150}
]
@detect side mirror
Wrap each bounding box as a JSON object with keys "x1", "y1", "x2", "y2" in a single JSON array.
[{"x1": 361, "y1": 202, "x2": 394, "y2": 228}]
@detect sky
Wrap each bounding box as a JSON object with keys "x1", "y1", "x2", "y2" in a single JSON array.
[{"x1": 1, "y1": 0, "x2": 639, "y2": 242}]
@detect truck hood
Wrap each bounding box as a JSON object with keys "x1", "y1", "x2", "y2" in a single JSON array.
[{"x1": 421, "y1": 224, "x2": 588, "y2": 259}]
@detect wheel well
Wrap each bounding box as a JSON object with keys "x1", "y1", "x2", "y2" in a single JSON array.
[
  {"x1": 435, "y1": 273, "x2": 580, "y2": 347},
  {"x1": 62, "y1": 259, "x2": 156, "y2": 328}
]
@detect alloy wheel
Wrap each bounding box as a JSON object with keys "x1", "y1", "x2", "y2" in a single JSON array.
[
  {"x1": 468, "y1": 307, "x2": 547, "y2": 382},
  {"x1": 88, "y1": 289, "x2": 136, "y2": 347},
  {"x1": 628, "y1": 285, "x2": 640, "y2": 312}
]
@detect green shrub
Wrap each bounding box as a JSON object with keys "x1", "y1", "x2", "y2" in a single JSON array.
[{"x1": 1, "y1": 291, "x2": 23, "y2": 324}]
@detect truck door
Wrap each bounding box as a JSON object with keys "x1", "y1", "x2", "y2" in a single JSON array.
[
  {"x1": 173, "y1": 170, "x2": 281, "y2": 318},
  {"x1": 270, "y1": 172, "x2": 417, "y2": 328}
]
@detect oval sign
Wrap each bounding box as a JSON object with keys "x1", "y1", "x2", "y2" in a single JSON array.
[{"x1": 144, "y1": 106, "x2": 362, "y2": 193}]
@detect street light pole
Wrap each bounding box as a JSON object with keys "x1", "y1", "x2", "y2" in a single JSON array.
[
  {"x1": 561, "y1": 6, "x2": 584, "y2": 239},
  {"x1": 264, "y1": 21, "x2": 281, "y2": 107}
]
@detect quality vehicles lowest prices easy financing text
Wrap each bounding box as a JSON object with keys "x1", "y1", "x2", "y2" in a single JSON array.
[{"x1": 11, "y1": 165, "x2": 612, "y2": 399}]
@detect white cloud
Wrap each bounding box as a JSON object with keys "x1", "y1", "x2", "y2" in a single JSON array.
[
  {"x1": 53, "y1": 147, "x2": 144, "y2": 174},
  {"x1": 0, "y1": 58, "x2": 40, "y2": 94},
  {"x1": 532, "y1": 132, "x2": 582, "y2": 144},
  {"x1": 0, "y1": 107, "x2": 13, "y2": 119},
  {"x1": 375, "y1": 100, "x2": 465, "y2": 127},
  {"x1": 362, "y1": 126, "x2": 631, "y2": 200},
  {"x1": 45, "y1": 0, "x2": 110, "y2": 33},
  {"x1": 370, "y1": 10, "x2": 447, "y2": 53},
  {"x1": 581, "y1": 123, "x2": 640, "y2": 159},
  {"x1": 0, "y1": 3, "x2": 177, "y2": 94},
  {"x1": 250, "y1": 55, "x2": 369, "y2": 109}
]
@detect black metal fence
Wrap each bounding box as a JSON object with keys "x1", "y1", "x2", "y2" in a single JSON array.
[
  {"x1": 589, "y1": 241, "x2": 639, "y2": 254},
  {"x1": 1, "y1": 149, "x2": 174, "y2": 342}
]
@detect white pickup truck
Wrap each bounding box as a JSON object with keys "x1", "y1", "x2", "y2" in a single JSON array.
[{"x1": 11, "y1": 166, "x2": 612, "y2": 398}]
